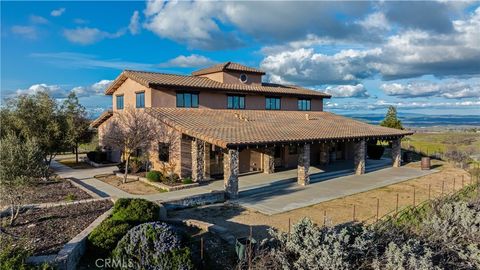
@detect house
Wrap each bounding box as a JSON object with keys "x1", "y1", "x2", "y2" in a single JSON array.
[{"x1": 91, "y1": 62, "x2": 412, "y2": 198}]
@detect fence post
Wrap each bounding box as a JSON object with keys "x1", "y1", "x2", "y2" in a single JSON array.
[
  {"x1": 413, "y1": 186, "x2": 416, "y2": 207},
  {"x1": 200, "y1": 237, "x2": 204, "y2": 260},
  {"x1": 453, "y1": 177, "x2": 456, "y2": 192},
  {"x1": 288, "y1": 218, "x2": 291, "y2": 240},
  {"x1": 352, "y1": 204, "x2": 356, "y2": 222},
  {"x1": 428, "y1": 184, "x2": 431, "y2": 200},
  {"x1": 462, "y1": 175, "x2": 464, "y2": 188},
  {"x1": 376, "y1": 198, "x2": 380, "y2": 222},
  {"x1": 442, "y1": 181, "x2": 445, "y2": 196},
  {"x1": 323, "y1": 210, "x2": 327, "y2": 226},
  {"x1": 395, "y1": 193, "x2": 399, "y2": 214}
]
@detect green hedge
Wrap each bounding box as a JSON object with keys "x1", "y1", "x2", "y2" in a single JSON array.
[
  {"x1": 87, "y1": 219, "x2": 131, "y2": 256},
  {"x1": 111, "y1": 198, "x2": 160, "y2": 224},
  {"x1": 87, "y1": 198, "x2": 161, "y2": 256},
  {"x1": 146, "y1": 170, "x2": 162, "y2": 182}
]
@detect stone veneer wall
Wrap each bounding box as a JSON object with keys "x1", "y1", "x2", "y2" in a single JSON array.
[
  {"x1": 354, "y1": 140, "x2": 366, "y2": 175},
  {"x1": 392, "y1": 138, "x2": 401, "y2": 167},
  {"x1": 263, "y1": 147, "x2": 275, "y2": 174},
  {"x1": 191, "y1": 139, "x2": 205, "y2": 182},
  {"x1": 223, "y1": 149, "x2": 239, "y2": 199},
  {"x1": 297, "y1": 144, "x2": 310, "y2": 185}
]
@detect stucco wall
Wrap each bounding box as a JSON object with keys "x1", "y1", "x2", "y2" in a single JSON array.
[
  {"x1": 112, "y1": 78, "x2": 151, "y2": 110},
  {"x1": 199, "y1": 71, "x2": 262, "y2": 85},
  {"x1": 109, "y1": 77, "x2": 324, "y2": 111}
]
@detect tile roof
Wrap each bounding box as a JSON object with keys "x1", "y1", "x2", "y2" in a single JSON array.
[
  {"x1": 146, "y1": 108, "x2": 413, "y2": 148},
  {"x1": 192, "y1": 62, "x2": 266, "y2": 76},
  {"x1": 90, "y1": 110, "x2": 113, "y2": 128},
  {"x1": 105, "y1": 70, "x2": 330, "y2": 98}
]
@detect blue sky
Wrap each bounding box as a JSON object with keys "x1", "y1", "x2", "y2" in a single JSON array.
[{"x1": 1, "y1": 1, "x2": 479, "y2": 118}]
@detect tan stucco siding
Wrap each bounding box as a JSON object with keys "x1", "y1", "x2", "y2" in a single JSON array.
[
  {"x1": 113, "y1": 78, "x2": 151, "y2": 110},
  {"x1": 109, "y1": 78, "x2": 323, "y2": 111}
]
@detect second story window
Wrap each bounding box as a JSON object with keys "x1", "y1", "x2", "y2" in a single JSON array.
[
  {"x1": 265, "y1": 97, "x2": 281, "y2": 110},
  {"x1": 176, "y1": 92, "x2": 199, "y2": 108},
  {"x1": 227, "y1": 95, "x2": 245, "y2": 109},
  {"x1": 116, "y1": 95, "x2": 124, "y2": 110},
  {"x1": 298, "y1": 99, "x2": 311, "y2": 111},
  {"x1": 136, "y1": 92, "x2": 145, "y2": 108}
]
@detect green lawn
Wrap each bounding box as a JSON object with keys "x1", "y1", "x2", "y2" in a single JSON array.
[{"x1": 402, "y1": 132, "x2": 480, "y2": 155}]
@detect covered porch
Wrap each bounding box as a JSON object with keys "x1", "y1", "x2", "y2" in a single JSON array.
[{"x1": 145, "y1": 108, "x2": 413, "y2": 199}]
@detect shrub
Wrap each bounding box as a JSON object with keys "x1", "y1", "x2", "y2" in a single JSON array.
[
  {"x1": 0, "y1": 238, "x2": 30, "y2": 270},
  {"x1": 87, "y1": 219, "x2": 131, "y2": 256},
  {"x1": 367, "y1": 144, "x2": 385, "y2": 160},
  {"x1": 182, "y1": 177, "x2": 193, "y2": 185},
  {"x1": 112, "y1": 222, "x2": 193, "y2": 270},
  {"x1": 146, "y1": 170, "x2": 162, "y2": 182},
  {"x1": 128, "y1": 157, "x2": 143, "y2": 174},
  {"x1": 162, "y1": 173, "x2": 180, "y2": 185},
  {"x1": 111, "y1": 198, "x2": 160, "y2": 224}
]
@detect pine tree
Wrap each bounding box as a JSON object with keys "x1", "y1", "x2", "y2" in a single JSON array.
[{"x1": 380, "y1": 106, "x2": 403, "y2": 130}]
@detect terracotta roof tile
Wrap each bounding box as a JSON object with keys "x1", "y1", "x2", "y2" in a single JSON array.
[
  {"x1": 192, "y1": 62, "x2": 265, "y2": 76},
  {"x1": 105, "y1": 70, "x2": 330, "y2": 98},
  {"x1": 90, "y1": 110, "x2": 113, "y2": 128},
  {"x1": 146, "y1": 108, "x2": 413, "y2": 148}
]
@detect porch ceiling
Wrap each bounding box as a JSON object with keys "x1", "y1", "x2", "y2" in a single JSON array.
[{"x1": 146, "y1": 108, "x2": 412, "y2": 148}]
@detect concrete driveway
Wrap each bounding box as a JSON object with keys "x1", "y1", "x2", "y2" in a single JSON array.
[{"x1": 237, "y1": 166, "x2": 438, "y2": 215}]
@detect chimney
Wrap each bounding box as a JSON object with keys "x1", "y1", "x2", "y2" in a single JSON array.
[{"x1": 305, "y1": 113, "x2": 310, "y2": 120}]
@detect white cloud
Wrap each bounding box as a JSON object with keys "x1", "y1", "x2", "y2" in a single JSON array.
[
  {"x1": 29, "y1": 15, "x2": 49, "y2": 24},
  {"x1": 63, "y1": 27, "x2": 125, "y2": 45},
  {"x1": 16, "y1": 84, "x2": 64, "y2": 97},
  {"x1": 11, "y1": 25, "x2": 37, "y2": 39},
  {"x1": 15, "y1": 80, "x2": 113, "y2": 99},
  {"x1": 71, "y1": 80, "x2": 113, "y2": 97},
  {"x1": 143, "y1": 0, "x2": 242, "y2": 50},
  {"x1": 31, "y1": 52, "x2": 155, "y2": 70},
  {"x1": 129, "y1": 10, "x2": 140, "y2": 35},
  {"x1": 381, "y1": 78, "x2": 480, "y2": 99},
  {"x1": 260, "y1": 7, "x2": 480, "y2": 86},
  {"x1": 261, "y1": 47, "x2": 381, "y2": 85},
  {"x1": 159, "y1": 54, "x2": 215, "y2": 68},
  {"x1": 73, "y1": 18, "x2": 88, "y2": 24},
  {"x1": 51, "y1": 8, "x2": 66, "y2": 17},
  {"x1": 324, "y1": 84, "x2": 370, "y2": 98},
  {"x1": 358, "y1": 12, "x2": 390, "y2": 31}
]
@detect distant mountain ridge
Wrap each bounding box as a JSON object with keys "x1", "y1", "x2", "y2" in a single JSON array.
[{"x1": 342, "y1": 113, "x2": 480, "y2": 127}]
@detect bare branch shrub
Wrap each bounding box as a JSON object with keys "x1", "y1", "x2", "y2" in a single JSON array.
[{"x1": 102, "y1": 107, "x2": 159, "y2": 183}]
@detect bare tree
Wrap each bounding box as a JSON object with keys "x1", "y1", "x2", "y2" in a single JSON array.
[{"x1": 102, "y1": 107, "x2": 159, "y2": 183}]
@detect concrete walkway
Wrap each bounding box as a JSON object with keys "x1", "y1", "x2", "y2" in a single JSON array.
[
  {"x1": 237, "y1": 166, "x2": 437, "y2": 215},
  {"x1": 52, "y1": 159, "x2": 437, "y2": 215}
]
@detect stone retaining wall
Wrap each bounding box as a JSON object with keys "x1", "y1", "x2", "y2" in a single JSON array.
[
  {"x1": 159, "y1": 191, "x2": 225, "y2": 210},
  {"x1": 27, "y1": 208, "x2": 113, "y2": 270},
  {"x1": 114, "y1": 172, "x2": 200, "y2": 191}
]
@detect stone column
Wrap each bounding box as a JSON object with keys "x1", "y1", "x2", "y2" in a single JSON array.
[
  {"x1": 204, "y1": 143, "x2": 211, "y2": 179},
  {"x1": 191, "y1": 139, "x2": 205, "y2": 182},
  {"x1": 297, "y1": 144, "x2": 310, "y2": 186},
  {"x1": 224, "y1": 149, "x2": 239, "y2": 199},
  {"x1": 354, "y1": 139, "x2": 366, "y2": 175},
  {"x1": 392, "y1": 138, "x2": 401, "y2": 168},
  {"x1": 263, "y1": 147, "x2": 275, "y2": 174},
  {"x1": 319, "y1": 143, "x2": 330, "y2": 165}
]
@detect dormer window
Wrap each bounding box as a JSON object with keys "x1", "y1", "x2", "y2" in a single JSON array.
[{"x1": 239, "y1": 74, "x2": 248, "y2": 83}]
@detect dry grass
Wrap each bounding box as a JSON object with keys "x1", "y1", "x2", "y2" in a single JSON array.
[
  {"x1": 95, "y1": 174, "x2": 166, "y2": 195},
  {"x1": 172, "y1": 160, "x2": 474, "y2": 239}
]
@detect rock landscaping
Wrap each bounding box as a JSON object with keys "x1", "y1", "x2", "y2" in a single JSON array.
[{"x1": 0, "y1": 200, "x2": 113, "y2": 256}]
